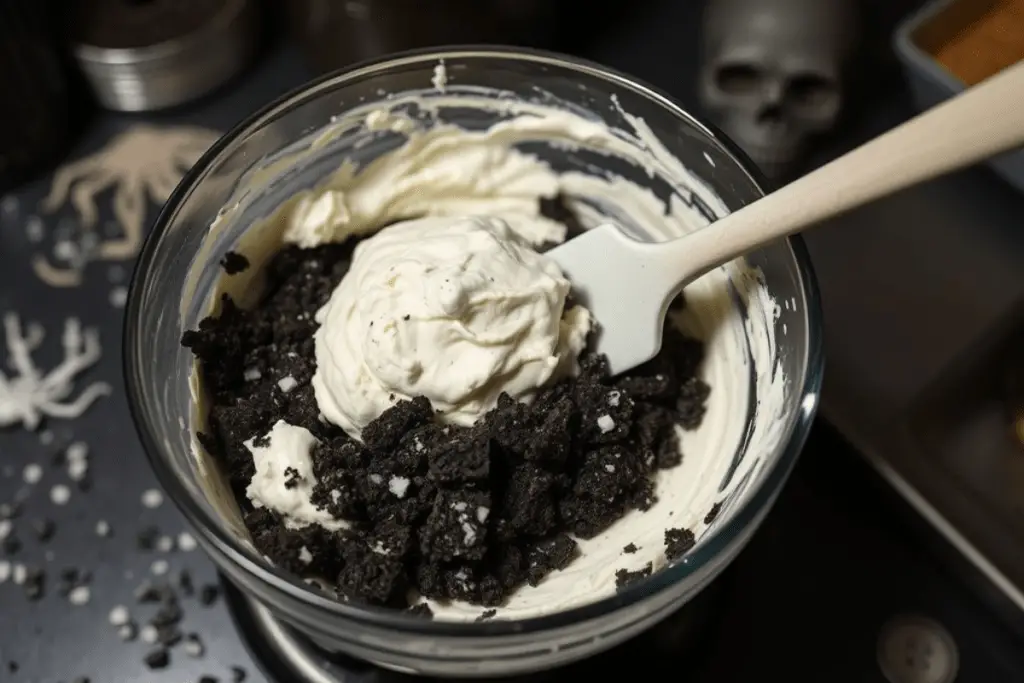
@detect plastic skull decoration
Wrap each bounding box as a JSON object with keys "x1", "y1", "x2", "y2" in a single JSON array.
[{"x1": 699, "y1": 0, "x2": 857, "y2": 177}]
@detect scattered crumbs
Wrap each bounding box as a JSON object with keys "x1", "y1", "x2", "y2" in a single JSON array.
[
  {"x1": 0, "y1": 560, "x2": 10, "y2": 583},
  {"x1": 32, "y1": 518, "x2": 55, "y2": 542},
  {"x1": 109, "y1": 286, "x2": 128, "y2": 308},
  {"x1": 68, "y1": 585, "x2": 91, "y2": 605},
  {"x1": 156, "y1": 535, "x2": 175, "y2": 553},
  {"x1": 151, "y1": 559, "x2": 170, "y2": 576},
  {"x1": 198, "y1": 676, "x2": 219, "y2": 683},
  {"x1": 596, "y1": 414, "x2": 616, "y2": 433},
  {"x1": 140, "y1": 624, "x2": 160, "y2": 644},
  {"x1": 277, "y1": 376, "x2": 298, "y2": 393},
  {"x1": 178, "y1": 569, "x2": 195, "y2": 596},
  {"x1": 664, "y1": 527, "x2": 696, "y2": 561},
  {"x1": 50, "y1": 484, "x2": 71, "y2": 505},
  {"x1": 614, "y1": 563, "x2": 653, "y2": 589},
  {"x1": 230, "y1": 665, "x2": 248, "y2": 682},
  {"x1": 66, "y1": 441, "x2": 89, "y2": 481},
  {"x1": 476, "y1": 609, "x2": 497, "y2": 622},
  {"x1": 704, "y1": 502, "x2": 722, "y2": 525},
  {"x1": 220, "y1": 251, "x2": 250, "y2": 274},
  {"x1": 12, "y1": 563, "x2": 27, "y2": 584},
  {"x1": 199, "y1": 584, "x2": 220, "y2": 606},
  {"x1": 177, "y1": 531, "x2": 197, "y2": 552},
  {"x1": 109, "y1": 604, "x2": 131, "y2": 626},
  {"x1": 118, "y1": 622, "x2": 138, "y2": 641},
  {"x1": 95, "y1": 520, "x2": 111, "y2": 537},
  {"x1": 143, "y1": 648, "x2": 170, "y2": 670},
  {"x1": 22, "y1": 463, "x2": 43, "y2": 484},
  {"x1": 184, "y1": 632, "x2": 205, "y2": 658},
  {"x1": 141, "y1": 489, "x2": 164, "y2": 509},
  {"x1": 623, "y1": 543, "x2": 638, "y2": 554},
  {"x1": 0, "y1": 519, "x2": 10, "y2": 541}
]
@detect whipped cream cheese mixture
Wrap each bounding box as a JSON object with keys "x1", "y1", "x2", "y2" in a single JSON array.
[
  {"x1": 314, "y1": 215, "x2": 591, "y2": 439},
  {"x1": 189, "y1": 64, "x2": 792, "y2": 622}
]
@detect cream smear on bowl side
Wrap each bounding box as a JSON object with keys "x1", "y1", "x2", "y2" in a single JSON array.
[{"x1": 183, "y1": 64, "x2": 791, "y2": 622}]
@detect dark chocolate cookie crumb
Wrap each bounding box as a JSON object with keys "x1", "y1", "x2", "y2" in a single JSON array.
[
  {"x1": 221, "y1": 251, "x2": 250, "y2": 275},
  {"x1": 623, "y1": 543, "x2": 638, "y2": 554},
  {"x1": 144, "y1": 648, "x2": 170, "y2": 670},
  {"x1": 615, "y1": 563, "x2": 653, "y2": 589},
  {"x1": 32, "y1": 518, "x2": 55, "y2": 542},
  {"x1": 199, "y1": 584, "x2": 220, "y2": 606},
  {"x1": 407, "y1": 603, "x2": 433, "y2": 618},
  {"x1": 704, "y1": 502, "x2": 722, "y2": 525},
  {"x1": 231, "y1": 665, "x2": 248, "y2": 682},
  {"x1": 664, "y1": 527, "x2": 696, "y2": 561},
  {"x1": 199, "y1": 676, "x2": 220, "y2": 683},
  {"x1": 185, "y1": 214, "x2": 712, "y2": 611},
  {"x1": 477, "y1": 609, "x2": 497, "y2": 621}
]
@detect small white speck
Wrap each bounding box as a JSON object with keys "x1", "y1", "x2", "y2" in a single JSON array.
[
  {"x1": 156, "y1": 535, "x2": 174, "y2": 552},
  {"x1": 298, "y1": 546, "x2": 314, "y2": 564},
  {"x1": 782, "y1": 323, "x2": 788, "y2": 335},
  {"x1": 141, "y1": 489, "x2": 164, "y2": 509},
  {"x1": 597, "y1": 415, "x2": 616, "y2": 433},
  {"x1": 150, "y1": 559, "x2": 169, "y2": 576},
  {"x1": 0, "y1": 519, "x2": 11, "y2": 541},
  {"x1": 108, "y1": 605, "x2": 130, "y2": 626},
  {"x1": 604, "y1": 464, "x2": 616, "y2": 473},
  {"x1": 607, "y1": 390, "x2": 621, "y2": 407},
  {"x1": 66, "y1": 441, "x2": 88, "y2": 461},
  {"x1": 50, "y1": 484, "x2": 71, "y2": 505},
  {"x1": 703, "y1": 151, "x2": 716, "y2": 167},
  {"x1": 68, "y1": 459, "x2": 88, "y2": 482},
  {"x1": 12, "y1": 563, "x2": 27, "y2": 585},
  {"x1": 177, "y1": 532, "x2": 197, "y2": 552},
  {"x1": 23, "y1": 463, "x2": 43, "y2": 484},
  {"x1": 117, "y1": 623, "x2": 137, "y2": 641},
  {"x1": 178, "y1": 416, "x2": 186, "y2": 430},
  {"x1": 388, "y1": 476, "x2": 410, "y2": 499},
  {"x1": 277, "y1": 376, "x2": 298, "y2": 393},
  {"x1": 39, "y1": 429, "x2": 54, "y2": 445},
  {"x1": 53, "y1": 239, "x2": 78, "y2": 262},
  {"x1": 26, "y1": 216, "x2": 45, "y2": 242},
  {"x1": 368, "y1": 473, "x2": 383, "y2": 485},
  {"x1": 68, "y1": 585, "x2": 91, "y2": 605},
  {"x1": 184, "y1": 636, "x2": 205, "y2": 658},
  {"x1": 243, "y1": 367, "x2": 261, "y2": 381},
  {"x1": 1, "y1": 195, "x2": 18, "y2": 215},
  {"x1": 140, "y1": 624, "x2": 159, "y2": 644},
  {"x1": 476, "y1": 506, "x2": 489, "y2": 523},
  {"x1": 95, "y1": 520, "x2": 111, "y2": 537},
  {"x1": 0, "y1": 560, "x2": 10, "y2": 583},
  {"x1": 109, "y1": 286, "x2": 128, "y2": 308}
]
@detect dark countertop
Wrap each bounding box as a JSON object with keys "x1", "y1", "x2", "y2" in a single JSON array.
[{"x1": 4, "y1": 1, "x2": 1024, "y2": 681}]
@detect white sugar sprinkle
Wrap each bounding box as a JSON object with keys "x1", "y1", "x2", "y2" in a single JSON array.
[
  {"x1": 50, "y1": 484, "x2": 71, "y2": 505},
  {"x1": 141, "y1": 489, "x2": 163, "y2": 509},
  {"x1": 23, "y1": 463, "x2": 43, "y2": 484},
  {"x1": 109, "y1": 286, "x2": 128, "y2": 308},
  {"x1": 108, "y1": 605, "x2": 130, "y2": 626},
  {"x1": 0, "y1": 519, "x2": 11, "y2": 541},
  {"x1": 597, "y1": 414, "x2": 616, "y2": 433},
  {"x1": 12, "y1": 563, "x2": 27, "y2": 584},
  {"x1": 156, "y1": 535, "x2": 174, "y2": 552},
  {"x1": 277, "y1": 376, "x2": 298, "y2": 393},
  {"x1": 184, "y1": 636, "x2": 205, "y2": 658},
  {"x1": 150, "y1": 559, "x2": 169, "y2": 576},
  {"x1": 140, "y1": 624, "x2": 159, "y2": 644},
  {"x1": 298, "y1": 546, "x2": 313, "y2": 564},
  {"x1": 0, "y1": 560, "x2": 10, "y2": 583},
  {"x1": 177, "y1": 532, "x2": 197, "y2": 552},
  {"x1": 95, "y1": 519, "x2": 111, "y2": 537},
  {"x1": 388, "y1": 476, "x2": 410, "y2": 499},
  {"x1": 117, "y1": 623, "x2": 137, "y2": 641},
  {"x1": 243, "y1": 367, "x2": 261, "y2": 381},
  {"x1": 68, "y1": 458, "x2": 89, "y2": 482},
  {"x1": 66, "y1": 441, "x2": 88, "y2": 461},
  {"x1": 68, "y1": 585, "x2": 91, "y2": 605}
]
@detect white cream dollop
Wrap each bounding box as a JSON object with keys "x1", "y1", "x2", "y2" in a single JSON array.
[
  {"x1": 312, "y1": 215, "x2": 592, "y2": 439},
  {"x1": 244, "y1": 419, "x2": 345, "y2": 530}
]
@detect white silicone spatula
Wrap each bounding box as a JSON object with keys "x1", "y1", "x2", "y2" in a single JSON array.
[{"x1": 548, "y1": 61, "x2": 1024, "y2": 376}]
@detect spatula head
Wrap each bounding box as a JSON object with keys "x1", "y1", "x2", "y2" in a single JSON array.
[{"x1": 546, "y1": 224, "x2": 671, "y2": 376}]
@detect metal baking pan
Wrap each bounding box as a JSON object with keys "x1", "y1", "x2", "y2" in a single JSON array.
[{"x1": 894, "y1": 0, "x2": 1024, "y2": 193}]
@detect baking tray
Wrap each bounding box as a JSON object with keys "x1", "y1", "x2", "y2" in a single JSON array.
[{"x1": 894, "y1": 0, "x2": 1024, "y2": 193}]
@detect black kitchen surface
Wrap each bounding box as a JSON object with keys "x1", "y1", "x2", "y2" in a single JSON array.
[{"x1": 3, "y1": 0, "x2": 1024, "y2": 681}]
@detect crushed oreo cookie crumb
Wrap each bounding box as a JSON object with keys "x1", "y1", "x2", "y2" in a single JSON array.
[
  {"x1": 664, "y1": 527, "x2": 696, "y2": 561},
  {"x1": 24, "y1": 566, "x2": 45, "y2": 600},
  {"x1": 614, "y1": 563, "x2": 653, "y2": 589},
  {"x1": 143, "y1": 648, "x2": 170, "y2": 670},
  {"x1": 3, "y1": 535, "x2": 22, "y2": 555},
  {"x1": 31, "y1": 518, "x2": 55, "y2": 542},
  {"x1": 221, "y1": 251, "x2": 250, "y2": 274},
  {"x1": 184, "y1": 207, "x2": 712, "y2": 611},
  {"x1": 178, "y1": 569, "x2": 195, "y2": 596},
  {"x1": 199, "y1": 584, "x2": 220, "y2": 606},
  {"x1": 704, "y1": 502, "x2": 722, "y2": 525},
  {"x1": 407, "y1": 602, "x2": 433, "y2": 617},
  {"x1": 137, "y1": 526, "x2": 160, "y2": 551},
  {"x1": 477, "y1": 609, "x2": 497, "y2": 621},
  {"x1": 199, "y1": 676, "x2": 220, "y2": 683},
  {"x1": 623, "y1": 542, "x2": 638, "y2": 554},
  {"x1": 231, "y1": 665, "x2": 248, "y2": 682}
]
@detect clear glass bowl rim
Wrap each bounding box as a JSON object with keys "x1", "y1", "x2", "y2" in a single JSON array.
[{"x1": 124, "y1": 45, "x2": 825, "y2": 638}]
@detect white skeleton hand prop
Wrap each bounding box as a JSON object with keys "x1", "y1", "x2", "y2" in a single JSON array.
[{"x1": 0, "y1": 313, "x2": 112, "y2": 430}]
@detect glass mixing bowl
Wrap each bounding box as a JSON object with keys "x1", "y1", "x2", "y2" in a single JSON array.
[{"x1": 125, "y1": 47, "x2": 823, "y2": 677}]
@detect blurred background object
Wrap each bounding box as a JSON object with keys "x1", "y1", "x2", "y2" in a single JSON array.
[
  {"x1": 0, "y1": 0, "x2": 90, "y2": 193},
  {"x1": 699, "y1": 0, "x2": 859, "y2": 181},
  {"x1": 284, "y1": 0, "x2": 556, "y2": 73},
  {"x1": 895, "y1": 0, "x2": 1024, "y2": 193},
  {"x1": 68, "y1": 0, "x2": 260, "y2": 112}
]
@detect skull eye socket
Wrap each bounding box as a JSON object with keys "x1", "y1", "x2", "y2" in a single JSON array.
[
  {"x1": 715, "y1": 63, "x2": 761, "y2": 95},
  {"x1": 786, "y1": 73, "x2": 835, "y2": 109}
]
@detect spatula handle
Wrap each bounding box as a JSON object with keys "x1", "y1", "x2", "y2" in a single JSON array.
[{"x1": 669, "y1": 60, "x2": 1024, "y2": 280}]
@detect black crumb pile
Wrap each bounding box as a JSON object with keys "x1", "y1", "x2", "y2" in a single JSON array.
[{"x1": 182, "y1": 206, "x2": 713, "y2": 613}]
